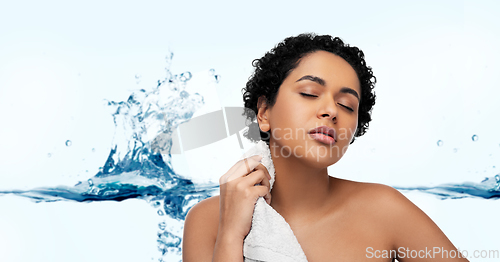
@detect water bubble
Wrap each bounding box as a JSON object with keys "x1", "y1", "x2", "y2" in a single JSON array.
[
  {"x1": 180, "y1": 90, "x2": 189, "y2": 99},
  {"x1": 88, "y1": 179, "x2": 93, "y2": 186},
  {"x1": 214, "y1": 75, "x2": 220, "y2": 83},
  {"x1": 437, "y1": 140, "x2": 443, "y2": 147},
  {"x1": 472, "y1": 134, "x2": 478, "y2": 141},
  {"x1": 47, "y1": 153, "x2": 52, "y2": 157},
  {"x1": 453, "y1": 148, "x2": 458, "y2": 153},
  {"x1": 179, "y1": 72, "x2": 192, "y2": 82},
  {"x1": 158, "y1": 222, "x2": 166, "y2": 230},
  {"x1": 209, "y1": 69, "x2": 215, "y2": 76},
  {"x1": 65, "y1": 140, "x2": 72, "y2": 146},
  {"x1": 157, "y1": 210, "x2": 164, "y2": 216},
  {"x1": 135, "y1": 74, "x2": 142, "y2": 84},
  {"x1": 92, "y1": 148, "x2": 95, "y2": 152}
]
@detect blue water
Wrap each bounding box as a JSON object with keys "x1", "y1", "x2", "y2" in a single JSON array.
[
  {"x1": 395, "y1": 175, "x2": 500, "y2": 200},
  {"x1": 0, "y1": 54, "x2": 499, "y2": 261}
]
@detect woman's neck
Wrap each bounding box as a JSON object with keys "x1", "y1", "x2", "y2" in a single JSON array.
[{"x1": 268, "y1": 143, "x2": 334, "y2": 225}]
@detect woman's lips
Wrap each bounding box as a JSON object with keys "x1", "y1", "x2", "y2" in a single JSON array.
[{"x1": 309, "y1": 133, "x2": 336, "y2": 145}]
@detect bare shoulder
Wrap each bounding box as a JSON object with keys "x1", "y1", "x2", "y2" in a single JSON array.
[
  {"x1": 333, "y1": 179, "x2": 467, "y2": 261},
  {"x1": 182, "y1": 195, "x2": 220, "y2": 262},
  {"x1": 186, "y1": 195, "x2": 220, "y2": 222},
  {"x1": 335, "y1": 179, "x2": 440, "y2": 232}
]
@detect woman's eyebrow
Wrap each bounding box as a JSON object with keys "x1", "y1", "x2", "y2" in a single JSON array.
[
  {"x1": 340, "y1": 87, "x2": 360, "y2": 101},
  {"x1": 296, "y1": 75, "x2": 360, "y2": 101},
  {"x1": 296, "y1": 75, "x2": 326, "y2": 86}
]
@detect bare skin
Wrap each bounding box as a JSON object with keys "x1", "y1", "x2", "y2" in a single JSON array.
[{"x1": 182, "y1": 51, "x2": 469, "y2": 262}]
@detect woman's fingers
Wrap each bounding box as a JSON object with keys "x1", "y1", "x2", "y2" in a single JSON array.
[
  {"x1": 242, "y1": 165, "x2": 270, "y2": 187},
  {"x1": 241, "y1": 166, "x2": 272, "y2": 204},
  {"x1": 255, "y1": 164, "x2": 271, "y2": 181},
  {"x1": 250, "y1": 185, "x2": 272, "y2": 205},
  {"x1": 219, "y1": 155, "x2": 263, "y2": 184},
  {"x1": 224, "y1": 154, "x2": 262, "y2": 176}
]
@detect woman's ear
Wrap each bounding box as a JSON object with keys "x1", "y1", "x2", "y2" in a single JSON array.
[{"x1": 257, "y1": 96, "x2": 270, "y2": 132}]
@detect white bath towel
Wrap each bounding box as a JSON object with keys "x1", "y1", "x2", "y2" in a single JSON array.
[{"x1": 239, "y1": 140, "x2": 308, "y2": 262}]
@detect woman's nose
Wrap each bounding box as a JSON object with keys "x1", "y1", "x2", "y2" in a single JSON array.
[{"x1": 317, "y1": 97, "x2": 338, "y2": 121}]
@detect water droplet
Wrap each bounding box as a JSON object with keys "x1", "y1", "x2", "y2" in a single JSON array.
[
  {"x1": 165, "y1": 52, "x2": 174, "y2": 62},
  {"x1": 179, "y1": 72, "x2": 192, "y2": 82},
  {"x1": 158, "y1": 222, "x2": 166, "y2": 230},
  {"x1": 157, "y1": 210, "x2": 164, "y2": 216},
  {"x1": 92, "y1": 148, "x2": 95, "y2": 152},
  {"x1": 180, "y1": 90, "x2": 189, "y2": 99},
  {"x1": 214, "y1": 75, "x2": 220, "y2": 83},
  {"x1": 209, "y1": 69, "x2": 215, "y2": 76},
  {"x1": 472, "y1": 134, "x2": 478, "y2": 141},
  {"x1": 135, "y1": 74, "x2": 141, "y2": 79},
  {"x1": 88, "y1": 179, "x2": 93, "y2": 186},
  {"x1": 65, "y1": 140, "x2": 72, "y2": 146},
  {"x1": 47, "y1": 153, "x2": 52, "y2": 157},
  {"x1": 437, "y1": 140, "x2": 443, "y2": 147},
  {"x1": 495, "y1": 174, "x2": 500, "y2": 183},
  {"x1": 453, "y1": 148, "x2": 458, "y2": 153}
]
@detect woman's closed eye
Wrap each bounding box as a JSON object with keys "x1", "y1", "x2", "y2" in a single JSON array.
[
  {"x1": 300, "y1": 92, "x2": 317, "y2": 98},
  {"x1": 339, "y1": 104, "x2": 354, "y2": 112},
  {"x1": 300, "y1": 93, "x2": 354, "y2": 112}
]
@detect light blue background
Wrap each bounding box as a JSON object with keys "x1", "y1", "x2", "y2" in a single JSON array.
[{"x1": 0, "y1": 0, "x2": 499, "y2": 261}]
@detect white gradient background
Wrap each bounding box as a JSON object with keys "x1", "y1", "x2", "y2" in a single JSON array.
[{"x1": 0, "y1": 0, "x2": 499, "y2": 261}]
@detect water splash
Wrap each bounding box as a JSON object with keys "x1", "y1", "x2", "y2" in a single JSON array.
[
  {"x1": 395, "y1": 175, "x2": 500, "y2": 199},
  {"x1": 0, "y1": 54, "x2": 219, "y2": 261}
]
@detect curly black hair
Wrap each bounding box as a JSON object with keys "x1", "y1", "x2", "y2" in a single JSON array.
[{"x1": 242, "y1": 33, "x2": 376, "y2": 145}]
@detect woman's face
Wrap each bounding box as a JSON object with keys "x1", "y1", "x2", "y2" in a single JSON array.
[{"x1": 259, "y1": 50, "x2": 361, "y2": 168}]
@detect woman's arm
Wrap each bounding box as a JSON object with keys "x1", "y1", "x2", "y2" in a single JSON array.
[
  {"x1": 182, "y1": 196, "x2": 221, "y2": 262},
  {"x1": 182, "y1": 156, "x2": 272, "y2": 262}
]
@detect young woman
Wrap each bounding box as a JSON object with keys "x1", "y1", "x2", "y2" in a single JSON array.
[{"x1": 182, "y1": 33, "x2": 468, "y2": 262}]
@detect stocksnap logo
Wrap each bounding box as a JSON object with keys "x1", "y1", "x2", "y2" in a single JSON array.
[{"x1": 153, "y1": 107, "x2": 250, "y2": 154}]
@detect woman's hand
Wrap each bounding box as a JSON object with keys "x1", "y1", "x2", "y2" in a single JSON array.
[{"x1": 217, "y1": 154, "x2": 272, "y2": 242}]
